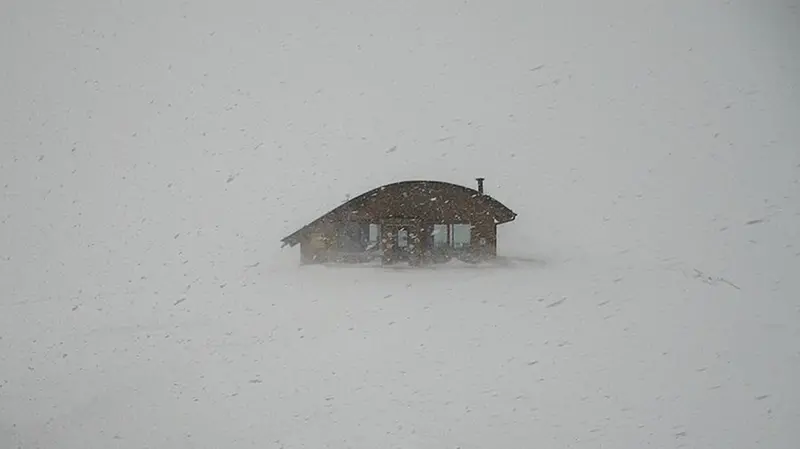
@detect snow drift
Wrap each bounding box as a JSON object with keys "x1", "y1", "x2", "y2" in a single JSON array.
[{"x1": 1, "y1": 0, "x2": 799, "y2": 448}]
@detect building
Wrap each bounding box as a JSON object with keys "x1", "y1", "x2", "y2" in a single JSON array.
[{"x1": 280, "y1": 178, "x2": 517, "y2": 265}]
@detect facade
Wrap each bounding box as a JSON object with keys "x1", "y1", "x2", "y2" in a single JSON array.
[{"x1": 280, "y1": 178, "x2": 517, "y2": 266}]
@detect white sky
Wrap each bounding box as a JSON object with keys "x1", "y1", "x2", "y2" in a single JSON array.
[{"x1": 1, "y1": 1, "x2": 799, "y2": 447}]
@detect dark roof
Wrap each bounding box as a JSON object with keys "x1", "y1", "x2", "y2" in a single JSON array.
[{"x1": 280, "y1": 180, "x2": 517, "y2": 247}]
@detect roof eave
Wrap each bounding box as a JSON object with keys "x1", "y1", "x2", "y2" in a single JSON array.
[
  {"x1": 280, "y1": 236, "x2": 301, "y2": 248},
  {"x1": 496, "y1": 212, "x2": 518, "y2": 225}
]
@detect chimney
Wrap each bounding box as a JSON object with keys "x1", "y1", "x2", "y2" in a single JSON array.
[{"x1": 475, "y1": 177, "x2": 485, "y2": 194}]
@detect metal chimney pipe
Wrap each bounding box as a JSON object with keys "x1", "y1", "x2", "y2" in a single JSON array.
[{"x1": 476, "y1": 177, "x2": 485, "y2": 194}]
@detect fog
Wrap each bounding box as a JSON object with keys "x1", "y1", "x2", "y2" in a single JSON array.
[{"x1": 2, "y1": 0, "x2": 799, "y2": 447}]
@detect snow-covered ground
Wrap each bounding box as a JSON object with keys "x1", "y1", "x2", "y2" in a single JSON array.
[{"x1": 2, "y1": 0, "x2": 799, "y2": 448}]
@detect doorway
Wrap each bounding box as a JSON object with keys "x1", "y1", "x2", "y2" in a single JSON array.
[{"x1": 380, "y1": 219, "x2": 422, "y2": 265}]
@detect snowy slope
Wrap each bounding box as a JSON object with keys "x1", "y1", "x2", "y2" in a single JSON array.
[{"x1": 2, "y1": 0, "x2": 799, "y2": 448}]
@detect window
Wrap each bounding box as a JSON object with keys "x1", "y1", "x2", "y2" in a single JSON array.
[
  {"x1": 397, "y1": 229, "x2": 409, "y2": 248},
  {"x1": 431, "y1": 224, "x2": 471, "y2": 249},
  {"x1": 452, "y1": 224, "x2": 471, "y2": 248},
  {"x1": 369, "y1": 224, "x2": 380, "y2": 243},
  {"x1": 432, "y1": 224, "x2": 449, "y2": 248}
]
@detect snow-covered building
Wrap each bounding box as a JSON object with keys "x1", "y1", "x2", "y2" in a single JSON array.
[{"x1": 281, "y1": 178, "x2": 517, "y2": 265}]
